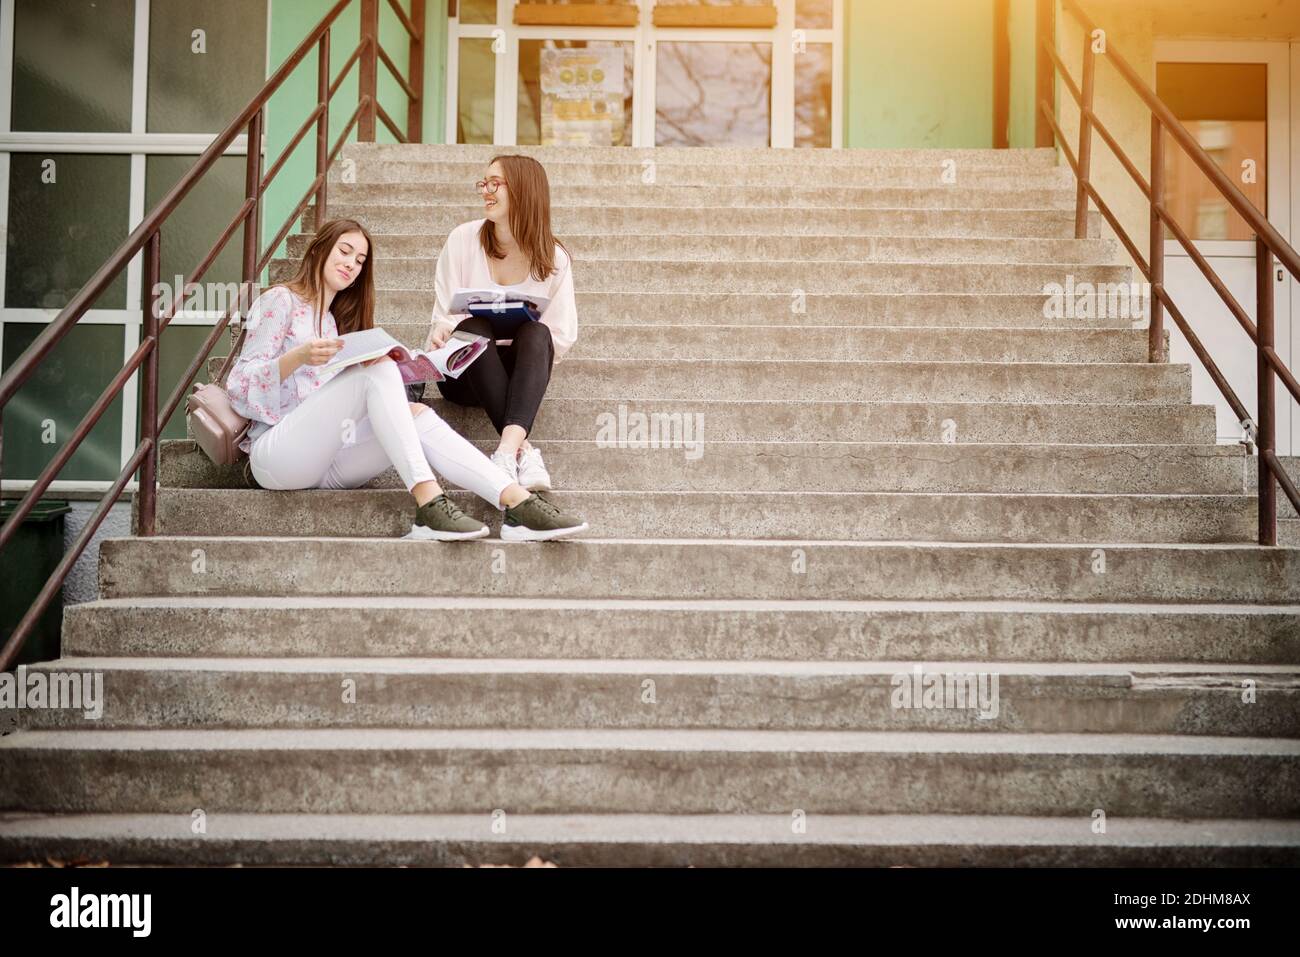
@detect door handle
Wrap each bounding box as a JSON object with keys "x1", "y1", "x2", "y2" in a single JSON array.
[{"x1": 1280, "y1": 268, "x2": 1286, "y2": 282}]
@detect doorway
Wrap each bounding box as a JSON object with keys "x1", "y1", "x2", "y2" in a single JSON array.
[
  {"x1": 1154, "y1": 39, "x2": 1296, "y2": 455},
  {"x1": 446, "y1": 0, "x2": 841, "y2": 149}
]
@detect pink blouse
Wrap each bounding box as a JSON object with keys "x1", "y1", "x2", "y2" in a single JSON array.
[
  {"x1": 424, "y1": 218, "x2": 578, "y2": 359},
  {"x1": 226, "y1": 286, "x2": 340, "y2": 453}
]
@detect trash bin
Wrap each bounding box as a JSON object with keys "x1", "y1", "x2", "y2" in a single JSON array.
[{"x1": 0, "y1": 499, "x2": 71, "y2": 667}]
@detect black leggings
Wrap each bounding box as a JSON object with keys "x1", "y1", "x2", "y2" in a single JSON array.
[{"x1": 434, "y1": 315, "x2": 555, "y2": 436}]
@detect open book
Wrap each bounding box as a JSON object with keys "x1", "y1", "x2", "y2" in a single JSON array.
[
  {"x1": 450, "y1": 287, "x2": 551, "y2": 336},
  {"x1": 321, "y1": 328, "x2": 489, "y2": 385}
]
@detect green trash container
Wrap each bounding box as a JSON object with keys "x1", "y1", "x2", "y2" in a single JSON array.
[{"x1": 0, "y1": 499, "x2": 72, "y2": 666}]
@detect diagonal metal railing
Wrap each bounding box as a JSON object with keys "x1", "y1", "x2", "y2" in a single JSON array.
[
  {"x1": 0, "y1": 0, "x2": 427, "y2": 671},
  {"x1": 1042, "y1": 0, "x2": 1300, "y2": 546}
]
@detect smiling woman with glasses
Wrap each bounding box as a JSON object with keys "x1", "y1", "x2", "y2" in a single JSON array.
[{"x1": 422, "y1": 154, "x2": 579, "y2": 495}]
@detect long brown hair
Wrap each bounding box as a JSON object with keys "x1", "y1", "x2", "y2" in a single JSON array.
[
  {"x1": 479, "y1": 154, "x2": 571, "y2": 282},
  {"x1": 282, "y1": 218, "x2": 376, "y2": 335}
]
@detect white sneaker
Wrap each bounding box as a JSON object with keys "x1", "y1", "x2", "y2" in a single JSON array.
[
  {"x1": 490, "y1": 449, "x2": 519, "y2": 485},
  {"x1": 516, "y1": 446, "x2": 553, "y2": 491}
]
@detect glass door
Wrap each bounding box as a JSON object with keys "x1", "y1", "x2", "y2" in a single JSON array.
[
  {"x1": 447, "y1": 0, "x2": 840, "y2": 148},
  {"x1": 1154, "y1": 40, "x2": 1293, "y2": 454}
]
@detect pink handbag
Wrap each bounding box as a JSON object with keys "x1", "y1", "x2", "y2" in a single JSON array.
[{"x1": 185, "y1": 326, "x2": 251, "y2": 466}]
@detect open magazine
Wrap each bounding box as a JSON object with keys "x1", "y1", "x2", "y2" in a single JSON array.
[
  {"x1": 450, "y1": 288, "x2": 551, "y2": 336},
  {"x1": 321, "y1": 328, "x2": 489, "y2": 385}
]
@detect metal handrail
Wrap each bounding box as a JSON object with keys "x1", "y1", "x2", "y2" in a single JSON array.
[
  {"x1": 1043, "y1": 0, "x2": 1300, "y2": 546},
  {"x1": 0, "y1": 0, "x2": 426, "y2": 670}
]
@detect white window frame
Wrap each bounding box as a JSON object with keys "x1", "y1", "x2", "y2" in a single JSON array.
[
  {"x1": 0, "y1": 0, "x2": 269, "y2": 493},
  {"x1": 446, "y1": 0, "x2": 842, "y2": 148}
]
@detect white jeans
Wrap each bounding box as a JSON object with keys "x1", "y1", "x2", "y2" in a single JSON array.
[{"x1": 249, "y1": 359, "x2": 512, "y2": 505}]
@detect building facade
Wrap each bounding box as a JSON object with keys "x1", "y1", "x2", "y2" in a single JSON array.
[{"x1": 1, "y1": 0, "x2": 1297, "y2": 497}]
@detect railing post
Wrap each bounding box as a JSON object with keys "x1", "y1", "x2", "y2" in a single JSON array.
[
  {"x1": 316, "y1": 29, "x2": 331, "y2": 227},
  {"x1": 1257, "y1": 237, "x2": 1277, "y2": 546},
  {"x1": 407, "y1": 0, "x2": 426, "y2": 143},
  {"x1": 1074, "y1": 28, "x2": 1097, "y2": 239},
  {"x1": 1148, "y1": 115, "x2": 1165, "y2": 363},
  {"x1": 243, "y1": 107, "x2": 264, "y2": 320},
  {"x1": 359, "y1": 0, "x2": 379, "y2": 141},
  {"x1": 138, "y1": 229, "x2": 161, "y2": 537}
]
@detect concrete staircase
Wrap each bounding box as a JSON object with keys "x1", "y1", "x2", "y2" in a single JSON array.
[{"x1": 2, "y1": 144, "x2": 1298, "y2": 866}]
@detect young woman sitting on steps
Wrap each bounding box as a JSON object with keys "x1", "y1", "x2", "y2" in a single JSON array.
[
  {"x1": 421, "y1": 154, "x2": 576, "y2": 492},
  {"x1": 225, "y1": 217, "x2": 588, "y2": 542}
]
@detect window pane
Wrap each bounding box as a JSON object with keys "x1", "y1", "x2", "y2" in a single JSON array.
[
  {"x1": 1156, "y1": 62, "x2": 1267, "y2": 241},
  {"x1": 656, "y1": 42, "x2": 771, "y2": 147},
  {"x1": 139, "y1": 323, "x2": 227, "y2": 441},
  {"x1": 459, "y1": 38, "x2": 496, "y2": 144},
  {"x1": 11, "y1": 0, "x2": 134, "y2": 133},
  {"x1": 795, "y1": 43, "x2": 832, "y2": 148},
  {"x1": 458, "y1": 0, "x2": 498, "y2": 24},
  {"x1": 143, "y1": 155, "x2": 247, "y2": 304},
  {"x1": 519, "y1": 40, "x2": 633, "y2": 147},
  {"x1": 6, "y1": 154, "x2": 131, "y2": 310},
  {"x1": 147, "y1": 0, "x2": 268, "y2": 133},
  {"x1": 796, "y1": 0, "x2": 833, "y2": 30},
  {"x1": 1, "y1": 323, "x2": 124, "y2": 482}
]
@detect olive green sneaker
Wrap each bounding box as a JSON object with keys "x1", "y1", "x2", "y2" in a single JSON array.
[
  {"x1": 404, "y1": 494, "x2": 490, "y2": 541},
  {"x1": 501, "y1": 492, "x2": 589, "y2": 542}
]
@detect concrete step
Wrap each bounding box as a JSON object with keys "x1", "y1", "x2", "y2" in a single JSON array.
[
  {"x1": 159, "y1": 440, "x2": 1246, "y2": 495},
  {"x1": 96, "y1": 538, "x2": 1300, "y2": 604},
  {"x1": 2, "y1": 728, "x2": 1297, "y2": 817},
  {"x1": 195, "y1": 387, "x2": 1222, "y2": 445},
  {"x1": 202, "y1": 356, "x2": 1192, "y2": 404},
  {"x1": 1248, "y1": 455, "x2": 1300, "y2": 520},
  {"x1": 412, "y1": 399, "x2": 1214, "y2": 445},
  {"x1": 3, "y1": 811, "x2": 1296, "y2": 867},
  {"x1": 378, "y1": 325, "x2": 1162, "y2": 364},
  {"x1": 332, "y1": 158, "x2": 1074, "y2": 189},
  {"x1": 328, "y1": 181, "x2": 1078, "y2": 211},
  {"x1": 151, "y1": 489, "x2": 1257, "y2": 544},
  {"x1": 272, "y1": 256, "x2": 1133, "y2": 295},
  {"x1": 340, "y1": 143, "x2": 1064, "y2": 169},
  {"x1": 470, "y1": 359, "x2": 1189, "y2": 403},
  {"x1": 291, "y1": 232, "x2": 1122, "y2": 266},
  {"x1": 315, "y1": 202, "x2": 1104, "y2": 239},
  {"x1": 61, "y1": 597, "x2": 1300, "y2": 663},
  {"x1": 373, "y1": 289, "x2": 1136, "y2": 327},
  {"x1": 14, "y1": 657, "x2": 1297, "y2": 736}
]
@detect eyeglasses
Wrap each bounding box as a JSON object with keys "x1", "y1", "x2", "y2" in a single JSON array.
[{"x1": 476, "y1": 179, "x2": 507, "y2": 194}]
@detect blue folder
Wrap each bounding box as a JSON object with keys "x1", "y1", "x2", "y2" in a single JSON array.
[{"x1": 464, "y1": 300, "x2": 542, "y2": 337}]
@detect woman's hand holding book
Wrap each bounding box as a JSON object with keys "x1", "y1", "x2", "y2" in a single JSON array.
[{"x1": 298, "y1": 338, "x2": 346, "y2": 366}]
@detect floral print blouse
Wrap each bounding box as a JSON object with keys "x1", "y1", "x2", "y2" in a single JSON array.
[{"x1": 227, "y1": 286, "x2": 340, "y2": 453}]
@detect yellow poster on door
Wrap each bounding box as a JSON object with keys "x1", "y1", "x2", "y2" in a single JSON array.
[{"x1": 540, "y1": 48, "x2": 624, "y2": 146}]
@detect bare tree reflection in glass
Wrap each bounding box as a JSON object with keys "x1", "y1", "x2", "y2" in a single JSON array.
[{"x1": 656, "y1": 42, "x2": 772, "y2": 147}]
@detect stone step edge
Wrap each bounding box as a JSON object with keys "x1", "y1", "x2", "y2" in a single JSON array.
[
  {"x1": 161, "y1": 489, "x2": 1255, "y2": 502},
  {"x1": 386, "y1": 322, "x2": 1150, "y2": 334},
  {"x1": 106, "y1": 537, "x2": 1292, "y2": 552},
  {"x1": 65, "y1": 596, "x2": 1300, "y2": 614},
  {"x1": 287, "y1": 255, "x2": 1127, "y2": 269},
  {"x1": 24, "y1": 657, "x2": 1300, "y2": 678},
  {"x1": 5, "y1": 727, "x2": 1297, "y2": 755},
  {"x1": 1, "y1": 812, "x2": 1295, "y2": 849},
  {"x1": 310, "y1": 232, "x2": 1109, "y2": 244}
]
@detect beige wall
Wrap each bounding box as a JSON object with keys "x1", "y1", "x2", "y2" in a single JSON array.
[{"x1": 1053, "y1": 1, "x2": 1156, "y2": 266}]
